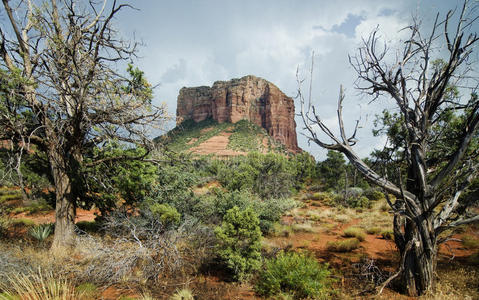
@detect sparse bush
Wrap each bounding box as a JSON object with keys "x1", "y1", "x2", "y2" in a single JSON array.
[
  {"x1": 71, "y1": 212, "x2": 214, "y2": 284},
  {"x1": 326, "y1": 238, "x2": 361, "y2": 252},
  {"x1": 214, "y1": 206, "x2": 262, "y2": 281},
  {"x1": 343, "y1": 227, "x2": 366, "y2": 241},
  {"x1": 255, "y1": 251, "x2": 333, "y2": 299},
  {"x1": 346, "y1": 187, "x2": 364, "y2": 199},
  {"x1": 0, "y1": 246, "x2": 35, "y2": 284},
  {"x1": 333, "y1": 214, "x2": 350, "y2": 224},
  {"x1": 380, "y1": 202, "x2": 390, "y2": 212}
]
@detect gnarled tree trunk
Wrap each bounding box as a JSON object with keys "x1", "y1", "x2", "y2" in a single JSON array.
[
  {"x1": 49, "y1": 148, "x2": 76, "y2": 253},
  {"x1": 396, "y1": 216, "x2": 437, "y2": 296}
]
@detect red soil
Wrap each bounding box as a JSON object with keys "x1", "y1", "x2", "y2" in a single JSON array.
[{"x1": 12, "y1": 207, "x2": 98, "y2": 225}]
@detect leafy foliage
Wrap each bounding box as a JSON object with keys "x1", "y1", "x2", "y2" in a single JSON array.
[
  {"x1": 214, "y1": 206, "x2": 262, "y2": 281},
  {"x1": 214, "y1": 152, "x2": 295, "y2": 199},
  {"x1": 196, "y1": 189, "x2": 296, "y2": 233},
  {"x1": 317, "y1": 151, "x2": 347, "y2": 191},
  {"x1": 84, "y1": 142, "x2": 158, "y2": 214}
]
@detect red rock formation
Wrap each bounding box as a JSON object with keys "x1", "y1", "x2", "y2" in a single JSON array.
[{"x1": 176, "y1": 75, "x2": 300, "y2": 152}]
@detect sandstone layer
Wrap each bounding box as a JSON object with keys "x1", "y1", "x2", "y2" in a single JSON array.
[{"x1": 176, "y1": 75, "x2": 299, "y2": 152}]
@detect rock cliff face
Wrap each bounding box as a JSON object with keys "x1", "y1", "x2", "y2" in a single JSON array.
[{"x1": 176, "y1": 75, "x2": 300, "y2": 152}]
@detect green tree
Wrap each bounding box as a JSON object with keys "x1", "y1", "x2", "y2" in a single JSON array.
[
  {"x1": 317, "y1": 150, "x2": 346, "y2": 191},
  {"x1": 0, "y1": 0, "x2": 167, "y2": 253},
  {"x1": 214, "y1": 206, "x2": 262, "y2": 281},
  {"x1": 83, "y1": 142, "x2": 158, "y2": 215}
]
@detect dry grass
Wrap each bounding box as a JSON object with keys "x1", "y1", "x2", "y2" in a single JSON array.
[
  {"x1": 380, "y1": 230, "x2": 394, "y2": 240},
  {"x1": 270, "y1": 223, "x2": 292, "y2": 237},
  {"x1": 343, "y1": 227, "x2": 366, "y2": 241},
  {"x1": 0, "y1": 270, "x2": 78, "y2": 300},
  {"x1": 169, "y1": 288, "x2": 194, "y2": 300},
  {"x1": 461, "y1": 235, "x2": 479, "y2": 249},
  {"x1": 291, "y1": 222, "x2": 317, "y2": 233},
  {"x1": 326, "y1": 238, "x2": 360, "y2": 252},
  {"x1": 366, "y1": 227, "x2": 382, "y2": 235},
  {"x1": 421, "y1": 265, "x2": 479, "y2": 300},
  {"x1": 306, "y1": 210, "x2": 321, "y2": 222},
  {"x1": 333, "y1": 214, "x2": 351, "y2": 224}
]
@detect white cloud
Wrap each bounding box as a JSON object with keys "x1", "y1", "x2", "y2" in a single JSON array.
[{"x1": 117, "y1": 0, "x2": 462, "y2": 160}]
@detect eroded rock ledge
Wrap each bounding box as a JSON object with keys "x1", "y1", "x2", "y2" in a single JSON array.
[{"x1": 176, "y1": 75, "x2": 300, "y2": 152}]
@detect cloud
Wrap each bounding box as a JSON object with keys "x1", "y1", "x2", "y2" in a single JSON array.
[
  {"x1": 160, "y1": 59, "x2": 187, "y2": 84},
  {"x1": 117, "y1": 0, "x2": 462, "y2": 160}
]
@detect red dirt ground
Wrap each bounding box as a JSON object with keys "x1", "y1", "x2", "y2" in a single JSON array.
[
  {"x1": 5, "y1": 194, "x2": 478, "y2": 299},
  {"x1": 12, "y1": 207, "x2": 98, "y2": 224}
]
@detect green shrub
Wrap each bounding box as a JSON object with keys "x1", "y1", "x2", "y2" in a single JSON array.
[
  {"x1": 380, "y1": 230, "x2": 394, "y2": 240},
  {"x1": 311, "y1": 192, "x2": 334, "y2": 203},
  {"x1": 76, "y1": 221, "x2": 101, "y2": 233},
  {"x1": 255, "y1": 251, "x2": 333, "y2": 299},
  {"x1": 326, "y1": 238, "x2": 360, "y2": 252},
  {"x1": 347, "y1": 196, "x2": 370, "y2": 208},
  {"x1": 149, "y1": 203, "x2": 181, "y2": 226},
  {"x1": 467, "y1": 252, "x2": 479, "y2": 265},
  {"x1": 214, "y1": 206, "x2": 262, "y2": 281},
  {"x1": 215, "y1": 152, "x2": 295, "y2": 199},
  {"x1": 196, "y1": 189, "x2": 296, "y2": 233},
  {"x1": 363, "y1": 189, "x2": 385, "y2": 201},
  {"x1": 343, "y1": 227, "x2": 366, "y2": 241}
]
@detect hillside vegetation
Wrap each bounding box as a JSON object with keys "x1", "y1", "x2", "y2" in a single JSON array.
[{"x1": 161, "y1": 118, "x2": 286, "y2": 155}]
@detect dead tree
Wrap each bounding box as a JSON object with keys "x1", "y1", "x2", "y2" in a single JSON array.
[
  {"x1": 0, "y1": 0, "x2": 167, "y2": 254},
  {"x1": 299, "y1": 1, "x2": 479, "y2": 296}
]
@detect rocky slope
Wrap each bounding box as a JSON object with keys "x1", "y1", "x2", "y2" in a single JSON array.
[{"x1": 176, "y1": 75, "x2": 300, "y2": 152}]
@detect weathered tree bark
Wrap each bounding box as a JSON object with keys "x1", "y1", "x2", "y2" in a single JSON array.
[
  {"x1": 49, "y1": 148, "x2": 76, "y2": 253},
  {"x1": 396, "y1": 215, "x2": 437, "y2": 295}
]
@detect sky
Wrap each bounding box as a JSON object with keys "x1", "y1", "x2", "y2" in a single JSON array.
[{"x1": 116, "y1": 0, "x2": 475, "y2": 160}]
